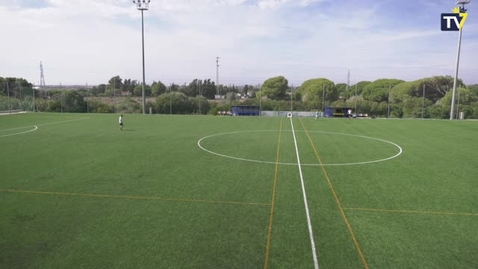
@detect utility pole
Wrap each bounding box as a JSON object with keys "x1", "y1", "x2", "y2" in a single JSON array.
[
  {"x1": 322, "y1": 84, "x2": 326, "y2": 111},
  {"x1": 169, "y1": 83, "x2": 172, "y2": 115},
  {"x1": 290, "y1": 84, "x2": 293, "y2": 112},
  {"x1": 346, "y1": 69, "x2": 350, "y2": 93},
  {"x1": 354, "y1": 84, "x2": 357, "y2": 113},
  {"x1": 60, "y1": 83, "x2": 63, "y2": 113},
  {"x1": 259, "y1": 84, "x2": 262, "y2": 115},
  {"x1": 32, "y1": 83, "x2": 35, "y2": 112},
  {"x1": 86, "y1": 83, "x2": 89, "y2": 113},
  {"x1": 198, "y1": 79, "x2": 201, "y2": 114},
  {"x1": 113, "y1": 79, "x2": 116, "y2": 114},
  {"x1": 422, "y1": 84, "x2": 425, "y2": 119},
  {"x1": 6, "y1": 79, "x2": 11, "y2": 114},
  {"x1": 216, "y1": 57, "x2": 220, "y2": 97},
  {"x1": 387, "y1": 84, "x2": 391, "y2": 118}
]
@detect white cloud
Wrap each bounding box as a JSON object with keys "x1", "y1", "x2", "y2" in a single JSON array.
[{"x1": 0, "y1": 0, "x2": 477, "y2": 86}]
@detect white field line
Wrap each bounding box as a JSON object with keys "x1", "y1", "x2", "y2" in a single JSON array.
[
  {"x1": 290, "y1": 117, "x2": 320, "y2": 269},
  {"x1": 0, "y1": 117, "x2": 89, "y2": 138},
  {"x1": 0, "y1": 111, "x2": 27, "y2": 116},
  {"x1": 0, "y1": 125, "x2": 38, "y2": 132},
  {"x1": 36, "y1": 117, "x2": 90, "y2": 127},
  {"x1": 0, "y1": 126, "x2": 38, "y2": 138},
  {"x1": 197, "y1": 130, "x2": 403, "y2": 167}
]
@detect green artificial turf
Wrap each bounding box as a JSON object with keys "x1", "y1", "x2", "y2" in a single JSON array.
[{"x1": 1, "y1": 113, "x2": 477, "y2": 268}]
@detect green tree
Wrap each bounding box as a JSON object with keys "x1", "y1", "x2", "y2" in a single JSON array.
[
  {"x1": 261, "y1": 76, "x2": 289, "y2": 100},
  {"x1": 427, "y1": 75, "x2": 464, "y2": 98},
  {"x1": 201, "y1": 79, "x2": 217, "y2": 99},
  {"x1": 62, "y1": 91, "x2": 86, "y2": 113},
  {"x1": 170, "y1": 83, "x2": 179, "y2": 92},
  {"x1": 0, "y1": 77, "x2": 32, "y2": 99},
  {"x1": 468, "y1": 84, "x2": 478, "y2": 95},
  {"x1": 133, "y1": 85, "x2": 152, "y2": 97},
  {"x1": 91, "y1": 84, "x2": 106, "y2": 96},
  {"x1": 299, "y1": 78, "x2": 337, "y2": 110},
  {"x1": 122, "y1": 79, "x2": 138, "y2": 95},
  {"x1": 155, "y1": 92, "x2": 193, "y2": 114},
  {"x1": 336, "y1": 83, "x2": 348, "y2": 98},
  {"x1": 116, "y1": 98, "x2": 141, "y2": 113},
  {"x1": 151, "y1": 81, "x2": 167, "y2": 96},
  {"x1": 192, "y1": 95, "x2": 210, "y2": 114},
  {"x1": 225, "y1": 92, "x2": 236, "y2": 104},
  {"x1": 361, "y1": 79, "x2": 404, "y2": 103},
  {"x1": 181, "y1": 79, "x2": 200, "y2": 97},
  {"x1": 108, "y1": 76, "x2": 123, "y2": 90}
]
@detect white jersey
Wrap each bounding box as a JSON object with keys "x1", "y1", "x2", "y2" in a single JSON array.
[{"x1": 119, "y1": 116, "x2": 123, "y2": 124}]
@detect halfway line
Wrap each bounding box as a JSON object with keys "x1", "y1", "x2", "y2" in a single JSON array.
[
  {"x1": 290, "y1": 117, "x2": 320, "y2": 269},
  {"x1": 0, "y1": 189, "x2": 270, "y2": 207}
]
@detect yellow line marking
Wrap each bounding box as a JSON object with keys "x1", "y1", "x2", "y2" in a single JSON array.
[
  {"x1": 299, "y1": 118, "x2": 369, "y2": 269},
  {"x1": 0, "y1": 189, "x2": 270, "y2": 207},
  {"x1": 264, "y1": 118, "x2": 283, "y2": 269},
  {"x1": 345, "y1": 207, "x2": 478, "y2": 217}
]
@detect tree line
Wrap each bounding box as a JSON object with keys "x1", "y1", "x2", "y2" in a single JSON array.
[{"x1": 1, "y1": 75, "x2": 477, "y2": 119}]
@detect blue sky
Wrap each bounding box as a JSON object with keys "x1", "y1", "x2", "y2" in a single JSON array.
[{"x1": 0, "y1": 0, "x2": 477, "y2": 86}]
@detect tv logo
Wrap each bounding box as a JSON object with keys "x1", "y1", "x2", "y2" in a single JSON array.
[{"x1": 441, "y1": 7, "x2": 468, "y2": 31}]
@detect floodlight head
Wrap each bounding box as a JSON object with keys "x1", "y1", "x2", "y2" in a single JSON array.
[
  {"x1": 456, "y1": 0, "x2": 470, "y2": 5},
  {"x1": 133, "y1": 0, "x2": 150, "y2": 10}
]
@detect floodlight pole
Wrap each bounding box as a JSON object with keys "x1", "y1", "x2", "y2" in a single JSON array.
[
  {"x1": 450, "y1": 1, "x2": 469, "y2": 120},
  {"x1": 456, "y1": 87, "x2": 460, "y2": 119},
  {"x1": 133, "y1": 0, "x2": 151, "y2": 115},
  {"x1": 216, "y1": 57, "x2": 220, "y2": 96}
]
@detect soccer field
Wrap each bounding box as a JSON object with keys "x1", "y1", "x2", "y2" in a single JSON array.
[{"x1": 1, "y1": 113, "x2": 477, "y2": 269}]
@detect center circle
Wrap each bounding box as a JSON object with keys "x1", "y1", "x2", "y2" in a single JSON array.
[{"x1": 197, "y1": 130, "x2": 403, "y2": 166}]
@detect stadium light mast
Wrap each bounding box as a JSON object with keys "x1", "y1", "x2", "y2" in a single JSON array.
[
  {"x1": 450, "y1": 0, "x2": 470, "y2": 120},
  {"x1": 133, "y1": 0, "x2": 151, "y2": 114}
]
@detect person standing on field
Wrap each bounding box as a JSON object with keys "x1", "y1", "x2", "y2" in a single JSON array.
[{"x1": 119, "y1": 114, "x2": 124, "y2": 131}]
